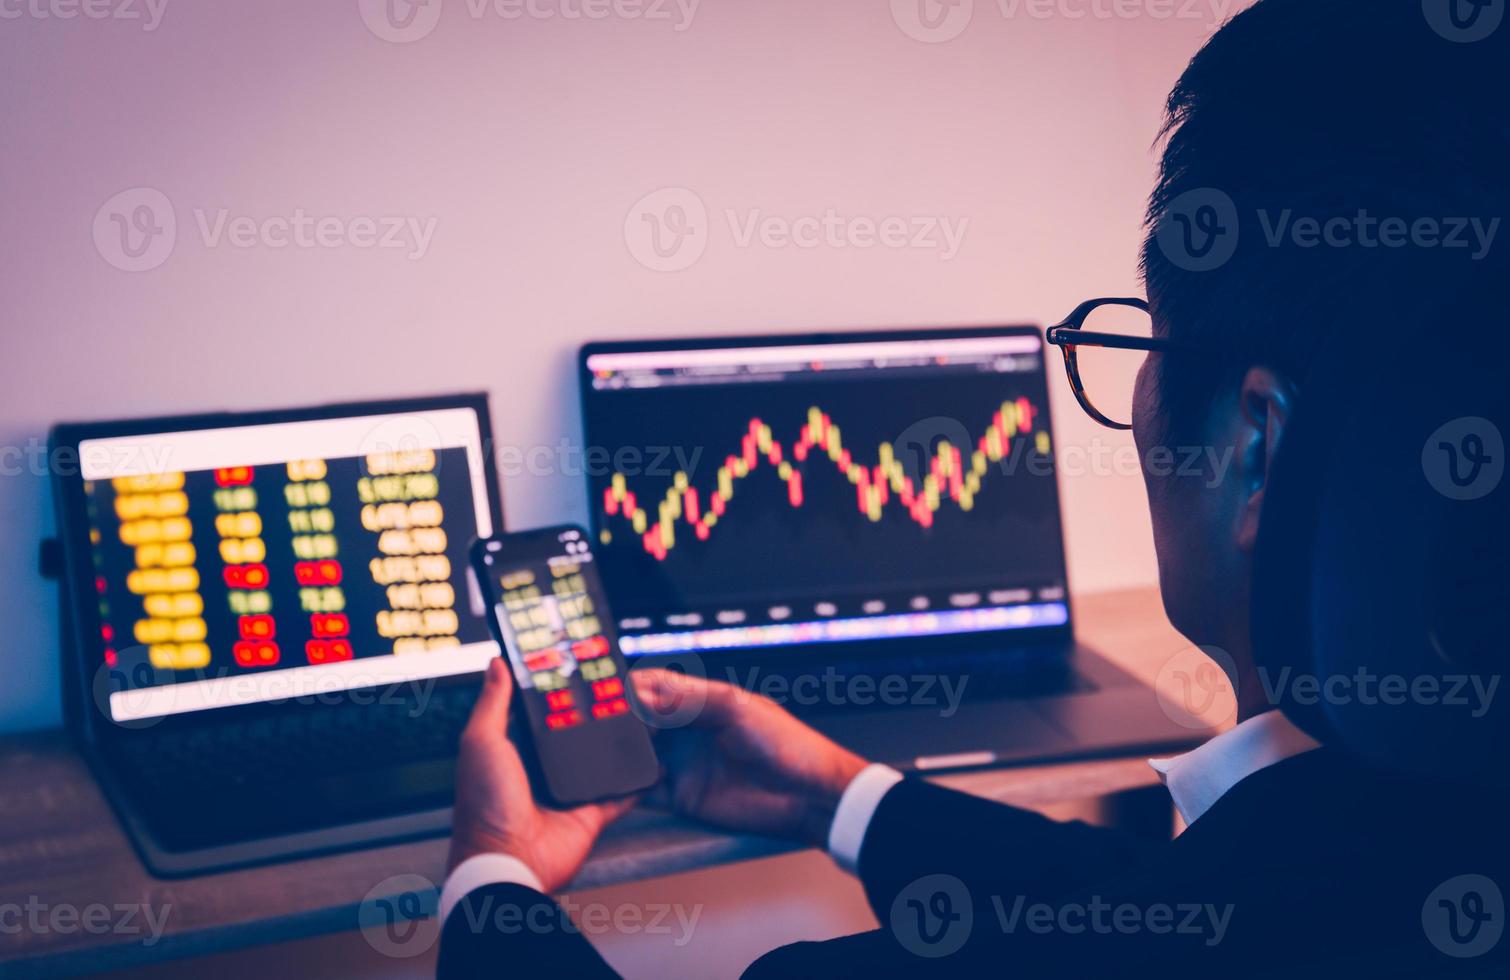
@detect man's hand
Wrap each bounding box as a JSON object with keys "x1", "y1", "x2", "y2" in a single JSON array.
[
  {"x1": 633, "y1": 669, "x2": 870, "y2": 848},
  {"x1": 449, "y1": 658, "x2": 638, "y2": 892}
]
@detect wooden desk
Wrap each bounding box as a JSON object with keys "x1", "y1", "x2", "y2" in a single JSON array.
[{"x1": 0, "y1": 587, "x2": 1226, "y2": 978}]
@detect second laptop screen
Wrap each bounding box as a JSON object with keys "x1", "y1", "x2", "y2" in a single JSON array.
[{"x1": 581, "y1": 333, "x2": 1071, "y2": 656}]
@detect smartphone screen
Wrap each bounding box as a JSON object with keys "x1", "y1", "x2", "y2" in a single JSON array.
[{"x1": 472, "y1": 526, "x2": 659, "y2": 806}]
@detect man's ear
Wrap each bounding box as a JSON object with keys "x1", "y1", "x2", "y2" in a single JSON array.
[{"x1": 1235, "y1": 367, "x2": 1297, "y2": 554}]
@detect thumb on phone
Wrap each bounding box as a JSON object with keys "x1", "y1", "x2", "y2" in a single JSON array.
[{"x1": 465, "y1": 657, "x2": 514, "y2": 736}]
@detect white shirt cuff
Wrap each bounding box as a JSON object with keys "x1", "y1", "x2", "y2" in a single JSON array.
[
  {"x1": 826, "y1": 763, "x2": 905, "y2": 874},
  {"x1": 439, "y1": 853, "x2": 547, "y2": 926}
]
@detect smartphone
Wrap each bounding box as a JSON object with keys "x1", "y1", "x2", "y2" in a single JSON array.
[{"x1": 470, "y1": 525, "x2": 659, "y2": 807}]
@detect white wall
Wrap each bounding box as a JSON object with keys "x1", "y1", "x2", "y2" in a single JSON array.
[{"x1": 0, "y1": 0, "x2": 1244, "y2": 733}]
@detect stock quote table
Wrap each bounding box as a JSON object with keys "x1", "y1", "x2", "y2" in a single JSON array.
[{"x1": 82, "y1": 446, "x2": 488, "y2": 712}]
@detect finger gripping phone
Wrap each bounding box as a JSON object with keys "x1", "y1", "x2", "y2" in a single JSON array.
[{"x1": 470, "y1": 525, "x2": 659, "y2": 807}]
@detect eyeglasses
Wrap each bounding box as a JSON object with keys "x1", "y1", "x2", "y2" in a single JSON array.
[{"x1": 1045, "y1": 297, "x2": 1177, "y2": 431}]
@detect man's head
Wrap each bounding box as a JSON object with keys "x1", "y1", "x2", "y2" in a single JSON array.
[{"x1": 1131, "y1": 0, "x2": 1508, "y2": 700}]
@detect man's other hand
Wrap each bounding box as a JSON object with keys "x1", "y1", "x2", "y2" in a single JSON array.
[{"x1": 633, "y1": 669, "x2": 870, "y2": 848}]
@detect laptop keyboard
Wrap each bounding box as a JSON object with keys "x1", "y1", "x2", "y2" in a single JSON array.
[
  {"x1": 109, "y1": 654, "x2": 1090, "y2": 792},
  {"x1": 112, "y1": 683, "x2": 481, "y2": 794}
]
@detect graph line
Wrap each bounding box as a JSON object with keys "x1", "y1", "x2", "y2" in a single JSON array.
[{"x1": 601, "y1": 400, "x2": 1050, "y2": 560}]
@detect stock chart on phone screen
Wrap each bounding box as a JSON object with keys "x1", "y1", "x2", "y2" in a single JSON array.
[{"x1": 582, "y1": 334, "x2": 1070, "y2": 655}]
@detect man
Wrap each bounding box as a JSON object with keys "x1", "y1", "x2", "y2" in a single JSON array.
[{"x1": 438, "y1": 0, "x2": 1509, "y2": 975}]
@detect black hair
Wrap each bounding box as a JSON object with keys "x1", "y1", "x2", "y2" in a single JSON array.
[{"x1": 1140, "y1": 0, "x2": 1510, "y2": 441}]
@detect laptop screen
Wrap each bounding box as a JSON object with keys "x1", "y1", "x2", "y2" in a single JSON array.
[
  {"x1": 580, "y1": 329, "x2": 1071, "y2": 658},
  {"x1": 65, "y1": 399, "x2": 499, "y2": 723}
]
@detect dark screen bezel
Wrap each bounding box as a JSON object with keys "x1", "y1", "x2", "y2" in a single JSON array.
[{"x1": 471, "y1": 524, "x2": 658, "y2": 805}]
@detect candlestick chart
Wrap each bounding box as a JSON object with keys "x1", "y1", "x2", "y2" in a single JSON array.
[{"x1": 585, "y1": 370, "x2": 1068, "y2": 616}]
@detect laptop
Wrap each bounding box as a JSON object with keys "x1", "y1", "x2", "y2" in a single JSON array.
[
  {"x1": 579, "y1": 326, "x2": 1212, "y2": 771},
  {"x1": 48, "y1": 394, "x2": 503, "y2": 876}
]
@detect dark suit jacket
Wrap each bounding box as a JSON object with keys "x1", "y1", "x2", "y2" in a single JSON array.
[{"x1": 437, "y1": 748, "x2": 1508, "y2": 978}]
